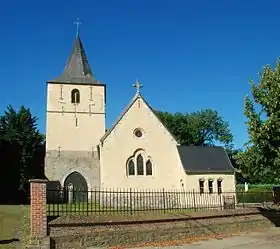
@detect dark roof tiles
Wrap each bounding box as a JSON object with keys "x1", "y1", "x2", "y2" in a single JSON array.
[
  {"x1": 48, "y1": 34, "x2": 99, "y2": 84},
  {"x1": 177, "y1": 146, "x2": 235, "y2": 173}
]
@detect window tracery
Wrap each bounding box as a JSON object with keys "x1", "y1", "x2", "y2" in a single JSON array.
[{"x1": 126, "y1": 150, "x2": 153, "y2": 177}]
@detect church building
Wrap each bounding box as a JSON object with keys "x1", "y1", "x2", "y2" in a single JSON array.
[{"x1": 44, "y1": 32, "x2": 236, "y2": 196}]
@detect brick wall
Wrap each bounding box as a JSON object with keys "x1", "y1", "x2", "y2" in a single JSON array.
[{"x1": 30, "y1": 179, "x2": 48, "y2": 237}]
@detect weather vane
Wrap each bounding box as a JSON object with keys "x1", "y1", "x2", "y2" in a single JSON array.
[
  {"x1": 133, "y1": 79, "x2": 143, "y2": 94},
  {"x1": 74, "y1": 17, "x2": 82, "y2": 36}
]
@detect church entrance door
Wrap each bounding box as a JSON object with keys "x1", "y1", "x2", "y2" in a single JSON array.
[{"x1": 64, "y1": 172, "x2": 88, "y2": 203}]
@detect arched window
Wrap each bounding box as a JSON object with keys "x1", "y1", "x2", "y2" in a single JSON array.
[
  {"x1": 125, "y1": 150, "x2": 154, "y2": 177},
  {"x1": 71, "y1": 89, "x2": 80, "y2": 104},
  {"x1": 127, "y1": 159, "x2": 135, "y2": 176},
  {"x1": 136, "y1": 154, "x2": 144, "y2": 175},
  {"x1": 146, "y1": 159, "x2": 152, "y2": 176}
]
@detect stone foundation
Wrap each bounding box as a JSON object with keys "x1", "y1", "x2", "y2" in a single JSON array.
[
  {"x1": 45, "y1": 150, "x2": 101, "y2": 190},
  {"x1": 49, "y1": 213, "x2": 277, "y2": 249}
]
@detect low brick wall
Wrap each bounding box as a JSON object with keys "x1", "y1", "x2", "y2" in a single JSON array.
[{"x1": 49, "y1": 211, "x2": 279, "y2": 249}]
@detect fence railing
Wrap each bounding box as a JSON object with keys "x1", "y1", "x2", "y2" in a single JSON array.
[{"x1": 46, "y1": 188, "x2": 275, "y2": 216}]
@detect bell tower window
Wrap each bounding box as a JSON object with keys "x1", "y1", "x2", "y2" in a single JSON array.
[{"x1": 71, "y1": 89, "x2": 80, "y2": 104}]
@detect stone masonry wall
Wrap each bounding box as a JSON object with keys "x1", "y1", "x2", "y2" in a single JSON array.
[
  {"x1": 44, "y1": 150, "x2": 100, "y2": 190},
  {"x1": 49, "y1": 213, "x2": 276, "y2": 249}
]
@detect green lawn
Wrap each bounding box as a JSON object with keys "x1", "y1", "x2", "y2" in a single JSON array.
[{"x1": 0, "y1": 205, "x2": 29, "y2": 249}]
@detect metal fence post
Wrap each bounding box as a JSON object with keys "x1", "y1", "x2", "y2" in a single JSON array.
[
  {"x1": 162, "y1": 188, "x2": 166, "y2": 213},
  {"x1": 129, "y1": 188, "x2": 133, "y2": 215},
  {"x1": 193, "y1": 189, "x2": 197, "y2": 211},
  {"x1": 219, "y1": 193, "x2": 223, "y2": 210}
]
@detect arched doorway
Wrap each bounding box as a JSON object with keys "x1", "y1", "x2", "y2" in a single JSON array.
[{"x1": 64, "y1": 172, "x2": 88, "y2": 203}]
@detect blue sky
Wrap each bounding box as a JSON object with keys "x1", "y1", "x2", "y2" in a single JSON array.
[{"x1": 1, "y1": 0, "x2": 280, "y2": 149}]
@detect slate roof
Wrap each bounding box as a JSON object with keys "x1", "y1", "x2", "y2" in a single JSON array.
[
  {"x1": 100, "y1": 93, "x2": 179, "y2": 144},
  {"x1": 48, "y1": 34, "x2": 99, "y2": 84},
  {"x1": 177, "y1": 146, "x2": 235, "y2": 173}
]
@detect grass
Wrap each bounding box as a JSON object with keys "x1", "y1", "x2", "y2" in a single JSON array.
[{"x1": 0, "y1": 205, "x2": 29, "y2": 249}]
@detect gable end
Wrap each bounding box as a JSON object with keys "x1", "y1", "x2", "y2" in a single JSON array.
[{"x1": 100, "y1": 93, "x2": 179, "y2": 144}]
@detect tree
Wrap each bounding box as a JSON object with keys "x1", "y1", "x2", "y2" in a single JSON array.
[
  {"x1": 235, "y1": 59, "x2": 280, "y2": 184},
  {"x1": 155, "y1": 109, "x2": 233, "y2": 147},
  {"x1": 0, "y1": 105, "x2": 45, "y2": 203},
  {"x1": 226, "y1": 148, "x2": 245, "y2": 183}
]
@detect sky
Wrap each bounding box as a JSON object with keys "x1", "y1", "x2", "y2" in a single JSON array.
[{"x1": 1, "y1": 0, "x2": 280, "y2": 149}]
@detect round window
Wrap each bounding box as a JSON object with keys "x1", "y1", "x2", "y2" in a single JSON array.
[{"x1": 134, "y1": 129, "x2": 143, "y2": 138}]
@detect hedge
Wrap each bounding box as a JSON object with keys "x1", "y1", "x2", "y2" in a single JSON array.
[
  {"x1": 236, "y1": 191, "x2": 274, "y2": 204},
  {"x1": 236, "y1": 184, "x2": 276, "y2": 192}
]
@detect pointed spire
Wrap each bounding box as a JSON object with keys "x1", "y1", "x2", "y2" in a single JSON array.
[{"x1": 49, "y1": 20, "x2": 98, "y2": 84}]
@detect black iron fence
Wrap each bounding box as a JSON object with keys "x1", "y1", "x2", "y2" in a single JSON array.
[{"x1": 46, "y1": 188, "x2": 275, "y2": 216}]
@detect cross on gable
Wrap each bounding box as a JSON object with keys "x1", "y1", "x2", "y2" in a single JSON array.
[{"x1": 133, "y1": 80, "x2": 143, "y2": 94}]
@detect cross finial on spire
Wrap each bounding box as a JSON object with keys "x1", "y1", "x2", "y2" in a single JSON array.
[
  {"x1": 74, "y1": 17, "x2": 82, "y2": 36},
  {"x1": 133, "y1": 79, "x2": 143, "y2": 94}
]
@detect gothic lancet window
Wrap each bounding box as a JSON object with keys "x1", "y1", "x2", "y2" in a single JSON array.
[
  {"x1": 146, "y1": 159, "x2": 152, "y2": 176},
  {"x1": 126, "y1": 150, "x2": 154, "y2": 177},
  {"x1": 127, "y1": 159, "x2": 135, "y2": 176},
  {"x1": 71, "y1": 89, "x2": 80, "y2": 104},
  {"x1": 136, "y1": 154, "x2": 144, "y2": 175}
]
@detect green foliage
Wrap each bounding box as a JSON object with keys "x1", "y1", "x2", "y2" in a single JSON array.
[
  {"x1": 236, "y1": 190, "x2": 273, "y2": 204},
  {"x1": 225, "y1": 148, "x2": 245, "y2": 184},
  {"x1": 236, "y1": 184, "x2": 275, "y2": 203},
  {"x1": 236, "y1": 184, "x2": 275, "y2": 192},
  {"x1": 0, "y1": 105, "x2": 45, "y2": 203},
  {"x1": 235, "y1": 59, "x2": 280, "y2": 184},
  {"x1": 155, "y1": 109, "x2": 233, "y2": 147}
]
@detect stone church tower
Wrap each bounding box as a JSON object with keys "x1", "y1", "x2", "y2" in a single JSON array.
[{"x1": 44, "y1": 33, "x2": 105, "y2": 190}]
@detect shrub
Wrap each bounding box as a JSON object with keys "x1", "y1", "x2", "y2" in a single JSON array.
[
  {"x1": 236, "y1": 190, "x2": 274, "y2": 203},
  {"x1": 236, "y1": 184, "x2": 276, "y2": 192}
]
